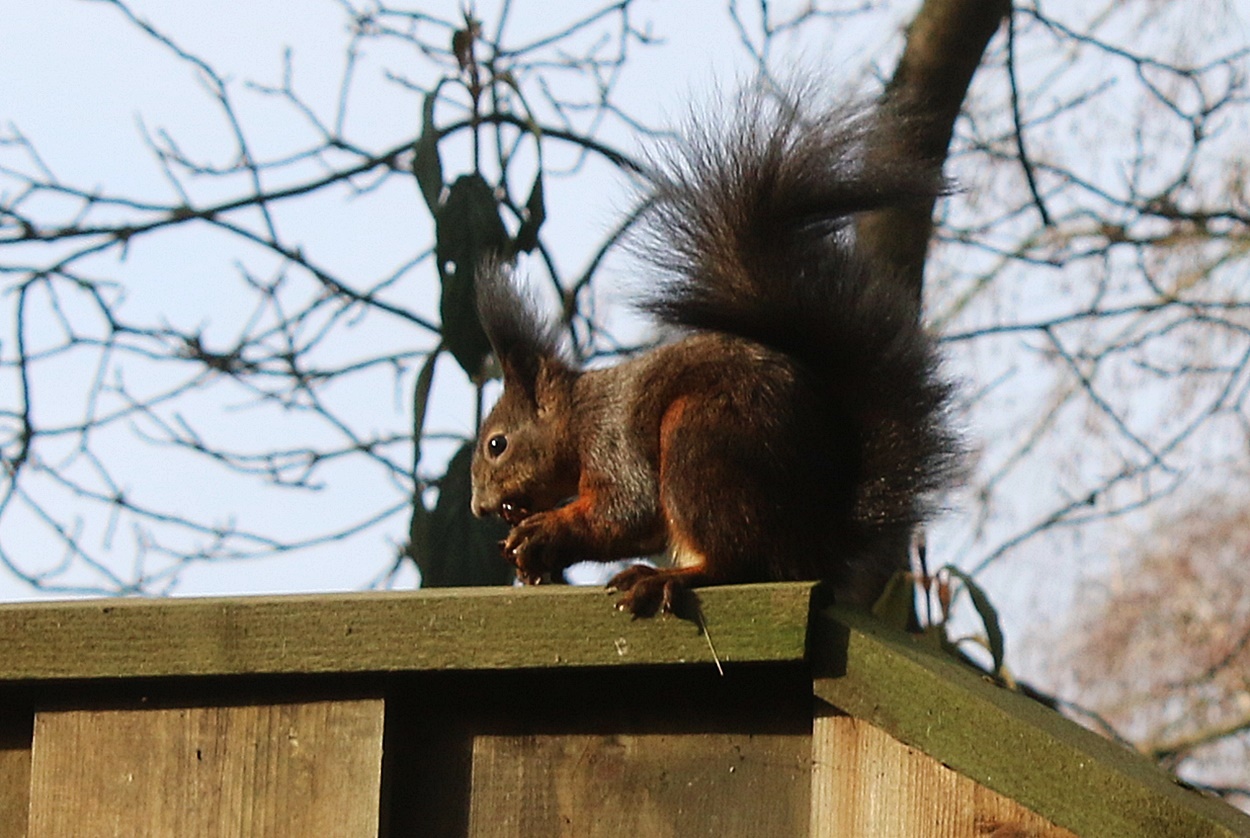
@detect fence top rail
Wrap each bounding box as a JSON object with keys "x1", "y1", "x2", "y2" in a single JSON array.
[
  {"x1": 3, "y1": 581, "x2": 1248, "y2": 836},
  {"x1": 0, "y1": 582, "x2": 820, "y2": 682}
]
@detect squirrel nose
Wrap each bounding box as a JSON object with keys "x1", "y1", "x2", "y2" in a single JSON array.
[{"x1": 470, "y1": 489, "x2": 501, "y2": 519}]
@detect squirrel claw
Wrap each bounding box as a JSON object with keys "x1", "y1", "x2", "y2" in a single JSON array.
[
  {"x1": 607, "y1": 564, "x2": 687, "y2": 618},
  {"x1": 502, "y1": 512, "x2": 575, "y2": 585}
]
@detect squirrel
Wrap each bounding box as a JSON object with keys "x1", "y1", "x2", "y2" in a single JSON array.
[{"x1": 469, "y1": 88, "x2": 961, "y2": 617}]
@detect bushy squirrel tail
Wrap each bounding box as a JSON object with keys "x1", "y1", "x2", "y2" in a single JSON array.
[{"x1": 634, "y1": 88, "x2": 961, "y2": 529}]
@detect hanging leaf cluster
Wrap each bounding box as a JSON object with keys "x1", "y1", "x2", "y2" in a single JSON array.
[
  {"x1": 404, "y1": 19, "x2": 549, "y2": 588},
  {"x1": 874, "y1": 565, "x2": 1009, "y2": 686}
]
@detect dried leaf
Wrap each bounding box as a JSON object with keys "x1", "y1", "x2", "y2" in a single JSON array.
[{"x1": 944, "y1": 565, "x2": 1006, "y2": 676}]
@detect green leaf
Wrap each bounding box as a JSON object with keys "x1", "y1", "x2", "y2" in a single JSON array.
[
  {"x1": 436, "y1": 174, "x2": 510, "y2": 380},
  {"x1": 511, "y1": 171, "x2": 546, "y2": 254},
  {"x1": 943, "y1": 565, "x2": 1006, "y2": 676},
  {"x1": 869, "y1": 570, "x2": 915, "y2": 632},
  {"x1": 412, "y1": 90, "x2": 445, "y2": 214},
  {"x1": 421, "y1": 442, "x2": 514, "y2": 587}
]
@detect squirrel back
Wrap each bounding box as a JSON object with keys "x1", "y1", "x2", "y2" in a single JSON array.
[
  {"x1": 635, "y1": 91, "x2": 959, "y2": 533},
  {"x1": 470, "y1": 88, "x2": 960, "y2": 616}
]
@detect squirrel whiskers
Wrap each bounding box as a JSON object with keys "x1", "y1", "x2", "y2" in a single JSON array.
[{"x1": 470, "y1": 88, "x2": 961, "y2": 616}]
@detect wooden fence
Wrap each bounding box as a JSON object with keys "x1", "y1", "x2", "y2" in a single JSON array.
[{"x1": 0, "y1": 582, "x2": 1245, "y2": 836}]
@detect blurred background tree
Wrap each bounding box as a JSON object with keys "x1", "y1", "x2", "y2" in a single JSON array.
[{"x1": 2, "y1": 0, "x2": 1248, "y2": 804}]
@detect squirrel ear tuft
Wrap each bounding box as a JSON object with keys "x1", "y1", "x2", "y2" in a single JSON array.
[{"x1": 476, "y1": 258, "x2": 566, "y2": 400}]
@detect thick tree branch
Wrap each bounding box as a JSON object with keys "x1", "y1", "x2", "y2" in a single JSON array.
[{"x1": 858, "y1": 0, "x2": 1011, "y2": 308}]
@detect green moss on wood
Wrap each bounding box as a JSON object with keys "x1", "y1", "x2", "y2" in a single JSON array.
[
  {"x1": 1, "y1": 583, "x2": 1246, "y2": 837},
  {"x1": 0, "y1": 583, "x2": 817, "y2": 681}
]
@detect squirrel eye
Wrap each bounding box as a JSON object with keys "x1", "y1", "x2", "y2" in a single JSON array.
[{"x1": 487, "y1": 434, "x2": 508, "y2": 458}]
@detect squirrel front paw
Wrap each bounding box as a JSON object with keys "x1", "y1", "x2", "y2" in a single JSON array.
[
  {"x1": 501, "y1": 511, "x2": 571, "y2": 584},
  {"x1": 607, "y1": 564, "x2": 686, "y2": 617}
]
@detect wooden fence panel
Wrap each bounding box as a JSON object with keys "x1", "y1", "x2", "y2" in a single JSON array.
[
  {"x1": 27, "y1": 699, "x2": 384, "y2": 838},
  {"x1": 811, "y1": 710, "x2": 1078, "y2": 838},
  {"x1": 0, "y1": 713, "x2": 31, "y2": 838},
  {"x1": 468, "y1": 731, "x2": 810, "y2": 838},
  {"x1": 0, "y1": 588, "x2": 1244, "y2": 837}
]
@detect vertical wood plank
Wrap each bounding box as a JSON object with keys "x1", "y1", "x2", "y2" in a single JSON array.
[
  {"x1": 0, "y1": 712, "x2": 32, "y2": 838},
  {"x1": 811, "y1": 708, "x2": 1079, "y2": 838},
  {"x1": 27, "y1": 699, "x2": 383, "y2": 838},
  {"x1": 469, "y1": 732, "x2": 810, "y2": 838}
]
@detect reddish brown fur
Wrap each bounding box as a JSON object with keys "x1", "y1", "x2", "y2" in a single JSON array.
[{"x1": 469, "y1": 91, "x2": 960, "y2": 616}]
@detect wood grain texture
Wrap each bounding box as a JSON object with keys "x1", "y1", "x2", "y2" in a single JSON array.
[
  {"x1": 811, "y1": 710, "x2": 1076, "y2": 837},
  {"x1": 27, "y1": 699, "x2": 383, "y2": 838},
  {"x1": 811, "y1": 606, "x2": 1250, "y2": 838},
  {"x1": 0, "y1": 585, "x2": 1246, "y2": 837},
  {"x1": 0, "y1": 583, "x2": 818, "y2": 682},
  {"x1": 468, "y1": 731, "x2": 809, "y2": 838},
  {"x1": 0, "y1": 713, "x2": 31, "y2": 838}
]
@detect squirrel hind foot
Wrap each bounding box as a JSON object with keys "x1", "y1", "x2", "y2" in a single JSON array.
[{"x1": 608, "y1": 564, "x2": 709, "y2": 618}]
